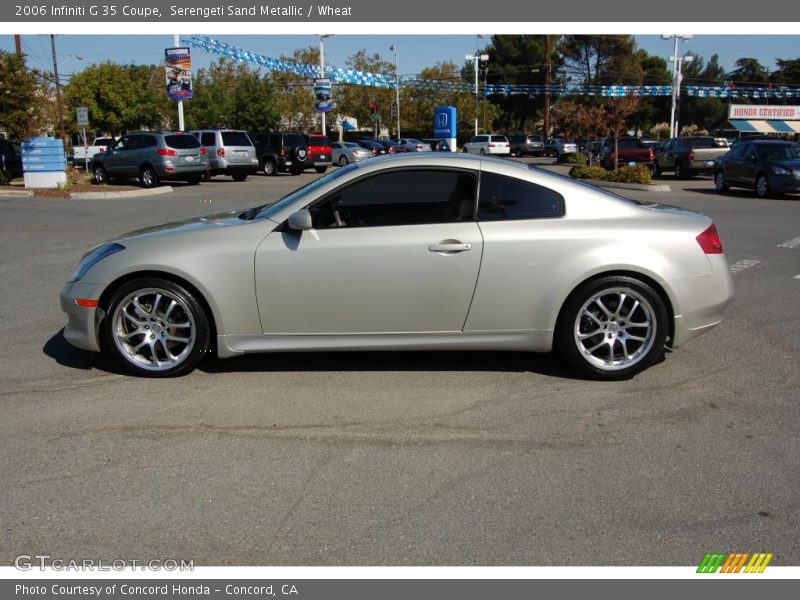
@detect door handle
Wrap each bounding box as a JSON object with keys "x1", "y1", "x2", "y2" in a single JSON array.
[{"x1": 428, "y1": 242, "x2": 471, "y2": 253}]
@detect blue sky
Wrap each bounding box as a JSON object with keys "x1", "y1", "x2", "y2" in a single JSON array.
[{"x1": 4, "y1": 34, "x2": 800, "y2": 83}]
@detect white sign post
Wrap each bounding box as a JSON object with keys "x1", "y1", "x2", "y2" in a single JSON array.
[{"x1": 76, "y1": 107, "x2": 89, "y2": 171}]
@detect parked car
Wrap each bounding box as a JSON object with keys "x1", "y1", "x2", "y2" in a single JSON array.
[
  {"x1": 599, "y1": 137, "x2": 655, "y2": 172},
  {"x1": 552, "y1": 139, "x2": 578, "y2": 157},
  {"x1": 393, "y1": 138, "x2": 432, "y2": 152},
  {"x1": 189, "y1": 129, "x2": 258, "y2": 181},
  {"x1": 331, "y1": 141, "x2": 373, "y2": 166},
  {"x1": 714, "y1": 140, "x2": 800, "y2": 198},
  {"x1": 653, "y1": 136, "x2": 730, "y2": 178},
  {"x1": 61, "y1": 153, "x2": 732, "y2": 380},
  {"x1": 641, "y1": 140, "x2": 665, "y2": 156},
  {"x1": 0, "y1": 139, "x2": 23, "y2": 179},
  {"x1": 376, "y1": 139, "x2": 404, "y2": 154},
  {"x1": 508, "y1": 134, "x2": 545, "y2": 157},
  {"x1": 251, "y1": 132, "x2": 309, "y2": 175},
  {"x1": 422, "y1": 139, "x2": 452, "y2": 152},
  {"x1": 92, "y1": 131, "x2": 208, "y2": 188},
  {"x1": 353, "y1": 139, "x2": 387, "y2": 157},
  {"x1": 72, "y1": 136, "x2": 116, "y2": 167},
  {"x1": 303, "y1": 133, "x2": 333, "y2": 173},
  {"x1": 462, "y1": 134, "x2": 511, "y2": 156}
]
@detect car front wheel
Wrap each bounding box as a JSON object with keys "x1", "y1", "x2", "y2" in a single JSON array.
[
  {"x1": 755, "y1": 174, "x2": 770, "y2": 198},
  {"x1": 103, "y1": 278, "x2": 210, "y2": 377},
  {"x1": 93, "y1": 164, "x2": 108, "y2": 184},
  {"x1": 714, "y1": 170, "x2": 729, "y2": 192},
  {"x1": 556, "y1": 276, "x2": 668, "y2": 380}
]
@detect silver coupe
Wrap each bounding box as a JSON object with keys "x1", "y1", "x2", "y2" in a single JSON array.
[{"x1": 60, "y1": 153, "x2": 733, "y2": 379}]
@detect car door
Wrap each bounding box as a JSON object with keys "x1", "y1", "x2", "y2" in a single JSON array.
[
  {"x1": 722, "y1": 144, "x2": 745, "y2": 185},
  {"x1": 255, "y1": 167, "x2": 483, "y2": 334},
  {"x1": 739, "y1": 144, "x2": 760, "y2": 187},
  {"x1": 103, "y1": 135, "x2": 134, "y2": 176}
]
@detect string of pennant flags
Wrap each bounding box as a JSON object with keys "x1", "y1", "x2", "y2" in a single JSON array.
[{"x1": 187, "y1": 36, "x2": 800, "y2": 100}]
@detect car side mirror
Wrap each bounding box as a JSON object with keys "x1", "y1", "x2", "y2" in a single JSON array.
[{"x1": 287, "y1": 209, "x2": 313, "y2": 231}]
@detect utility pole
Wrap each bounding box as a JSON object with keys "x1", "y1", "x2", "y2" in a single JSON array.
[
  {"x1": 466, "y1": 53, "x2": 489, "y2": 136},
  {"x1": 390, "y1": 45, "x2": 400, "y2": 139},
  {"x1": 544, "y1": 34, "x2": 552, "y2": 138},
  {"x1": 50, "y1": 35, "x2": 66, "y2": 143},
  {"x1": 15, "y1": 34, "x2": 22, "y2": 55},
  {"x1": 319, "y1": 35, "x2": 332, "y2": 136}
]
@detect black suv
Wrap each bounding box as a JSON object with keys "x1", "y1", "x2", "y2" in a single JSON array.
[
  {"x1": 251, "y1": 132, "x2": 309, "y2": 175},
  {"x1": 0, "y1": 139, "x2": 23, "y2": 179}
]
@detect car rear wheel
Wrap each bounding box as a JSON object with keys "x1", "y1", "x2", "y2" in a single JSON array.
[
  {"x1": 556, "y1": 276, "x2": 668, "y2": 380},
  {"x1": 263, "y1": 159, "x2": 277, "y2": 176},
  {"x1": 339, "y1": 155, "x2": 349, "y2": 166},
  {"x1": 714, "y1": 171, "x2": 729, "y2": 192},
  {"x1": 315, "y1": 166, "x2": 328, "y2": 173},
  {"x1": 103, "y1": 278, "x2": 210, "y2": 377},
  {"x1": 93, "y1": 164, "x2": 108, "y2": 184},
  {"x1": 674, "y1": 161, "x2": 684, "y2": 179},
  {"x1": 515, "y1": 149, "x2": 523, "y2": 158},
  {"x1": 756, "y1": 174, "x2": 770, "y2": 198},
  {"x1": 232, "y1": 172, "x2": 248, "y2": 182},
  {"x1": 140, "y1": 166, "x2": 158, "y2": 188}
]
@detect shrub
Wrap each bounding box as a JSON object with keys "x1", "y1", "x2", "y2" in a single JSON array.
[
  {"x1": 569, "y1": 164, "x2": 651, "y2": 185},
  {"x1": 558, "y1": 152, "x2": 587, "y2": 165},
  {"x1": 0, "y1": 170, "x2": 10, "y2": 186}
]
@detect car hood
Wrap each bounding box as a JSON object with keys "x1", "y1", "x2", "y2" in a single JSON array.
[
  {"x1": 117, "y1": 209, "x2": 254, "y2": 241},
  {"x1": 769, "y1": 159, "x2": 800, "y2": 170}
]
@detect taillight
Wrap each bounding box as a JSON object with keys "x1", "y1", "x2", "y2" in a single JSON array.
[
  {"x1": 200, "y1": 147, "x2": 206, "y2": 156},
  {"x1": 696, "y1": 224, "x2": 723, "y2": 254},
  {"x1": 279, "y1": 148, "x2": 285, "y2": 157},
  {"x1": 649, "y1": 147, "x2": 654, "y2": 160},
  {"x1": 688, "y1": 151, "x2": 694, "y2": 161},
  {"x1": 98, "y1": 147, "x2": 105, "y2": 152},
  {"x1": 388, "y1": 147, "x2": 395, "y2": 153},
  {"x1": 157, "y1": 148, "x2": 177, "y2": 156},
  {"x1": 372, "y1": 148, "x2": 378, "y2": 155},
  {"x1": 488, "y1": 144, "x2": 496, "y2": 148},
  {"x1": 217, "y1": 147, "x2": 225, "y2": 158}
]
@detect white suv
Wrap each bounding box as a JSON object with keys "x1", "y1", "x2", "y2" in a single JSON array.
[{"x1": 462, "y1": 134, "x2": 511, "y2": 156}]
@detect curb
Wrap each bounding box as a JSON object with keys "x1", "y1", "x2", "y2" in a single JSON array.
[
  {"x1": 69, "y1": 186, "x2": 173, "y2": 199},
  {"x1": 578, "y1": 179, "x2": 672, "y2": 193},
  {"x1": 0, "y1": 190, "x2": 34, "y2": 197}
]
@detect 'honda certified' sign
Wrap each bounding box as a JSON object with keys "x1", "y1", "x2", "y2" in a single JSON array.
[{"x1": 729, "y1": 104, "x2": 800, "y2": 120}]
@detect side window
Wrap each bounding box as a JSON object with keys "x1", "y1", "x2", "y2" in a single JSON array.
[
  {"x1": 142, "y1": 135, "x2": 157, "y2": 148},
  {"x1": 478, "y1": 172, "x2": 565, "y2": 221},
  {"x1": 309, "y1": 169, "x2": 477, "y2": 229},
  {"x1": 743, "y1": 144, "x2": 756, "y2": 161},
  {"x1": 114, "y1": 136, "x2": 131, "y2": 151},
  {"x1": 726, "y1": 144, "x2": 743, "y2": 159},
  {"x1": 201, "y1": 132, "x2": 215, "y2": 146}
]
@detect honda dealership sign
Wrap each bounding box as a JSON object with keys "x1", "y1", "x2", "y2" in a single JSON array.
[
  {"x1": 433, "y1": 106, "x2": 456, "y2": 152},
  {"x1": 729, "y1": 105, "x2": 800, "y2": 120}
]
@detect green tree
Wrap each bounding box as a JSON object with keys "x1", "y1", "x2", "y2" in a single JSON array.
[
  {"x1": 0, "y1": 51, "x2": 49, "y2": 140},
  {"x1": 680, "y1": 53, "x2": 727, "y2": 132},
  {"x1": 269, "y1": 47, "x2": 320, "y2": 132},
  {"x1": 400, "y1": 61, "x2": 476, "y2": 136},
  {"x1": 726, "y1": 57, "x2": 769, "y2": 86},
  {"x1": 557, "y1": 35, "x2": 641, "y2": 85},
  {"x1": 186, "y1": 58, "x2": 279, "y2": 132},
  {"x1": 335, "y1": 50, "x2": 396, "y2": 136},
  {"x1": 63, "y1": 62, "x2": 169, "y2": 135},
  {"x1": 631, "y1": 52, "x2": 672, "y2": 135}
]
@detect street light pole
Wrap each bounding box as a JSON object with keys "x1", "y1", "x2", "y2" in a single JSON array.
[
  {"x1": 662, "y1": 34, "x2": 692, "y2": 138},
  {"x1": 544, "y1": 34, "x2": 552, "y2": 138},
  {"x1": 319, "y1": 34, "x2": 332, "y2": 136},
  {"x1": 390, "y1": 45, "x2": 400, "y2": 139},
  {"x1": 465, "y1": 53, "x2": 489, "y2": 136},
  {"x1": 173, "y1": 33, "x2": 184, "y2": 131}
]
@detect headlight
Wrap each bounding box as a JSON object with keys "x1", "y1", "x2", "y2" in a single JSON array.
[
  {"x1": 68, "y1": 243, "x2": 125, "y2": 283},
  {"x1": 771, "y1": 166, "x2": 791, "y2": 176}
]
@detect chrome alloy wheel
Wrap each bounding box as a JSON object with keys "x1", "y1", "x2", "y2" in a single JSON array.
[
  {"x1": 573, "y1": 287, "x2": 656, "y2": 371},
  {"x1": 111, "y1": 288, "x2": 196, "y2": 372}
]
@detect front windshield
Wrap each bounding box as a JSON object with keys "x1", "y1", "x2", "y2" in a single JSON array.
[{"x1": 253, "y1": 163, "x2": 359, "y2": 220}]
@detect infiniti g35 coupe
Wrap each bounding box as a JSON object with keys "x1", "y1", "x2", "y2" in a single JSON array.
[{"x1": 61, "y1": 153, "x2": 733, "y2": 379}]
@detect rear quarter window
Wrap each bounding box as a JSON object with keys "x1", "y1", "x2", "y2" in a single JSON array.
[{"x1": 478, "y1": 172, "x2": 565, "y2": 221}]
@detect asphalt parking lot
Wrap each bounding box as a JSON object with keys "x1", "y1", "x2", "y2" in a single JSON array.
[{"x1": 1, "y1": 160, "x2": 798, "y2": 566}]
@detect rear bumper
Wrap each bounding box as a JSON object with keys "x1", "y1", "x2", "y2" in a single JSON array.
[
  {"x1": 687, "y1": 159, "x2": 718, "y2": 173},
  {"x1": 669, "y1": 255, "x2": 734, "y2": 348}
]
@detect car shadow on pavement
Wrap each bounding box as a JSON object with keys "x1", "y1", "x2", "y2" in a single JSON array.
[
  {"x1": 198, "y1": 350, "x2": 579, "y2": 378},
  {"x1": 43, "y1": 329, "x2": 122, "y2": 374}
]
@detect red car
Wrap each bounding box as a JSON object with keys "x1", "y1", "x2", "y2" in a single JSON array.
[{"x1": 303, "y1": 134, "x2": 333, "y2": 173}]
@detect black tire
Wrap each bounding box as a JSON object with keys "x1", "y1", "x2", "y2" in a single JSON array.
[
  {"x1": 652, "y1": 161, "x2": 662, "y2": 177},
  {"x1": 232, "y1": 172, "x2": 248, "y2": 182},
  {"x1": 93, "y1": 164, "x2": 108, "y2": 184},
  {"x1": 755, "y1": 174, "x2": 771, "y2": 198},
  {"x1": 714, "y1": 170, "x2": 729, "y2": 192},
  {"x1": 315, "y1": 166, "x2": 328, "y2": 174},
  {"x1": 515, "y1": 148, "x2": 523, "y2": 158},
  {"x1": 102, "y1": 278, "x2": 210, "y2": 378},
  {"x1": 263, "y1": 159, "x2": 278, "y2": 176},
  {"x1": 187, "y1": 176, "x2": 201, "y2": 185},
  {"x1": 462, "y1": 147, "x2": 469, "y2": 153},
  {"x1": 140, "y1": 166, "x2": 159, "y2": 188},
  {"x1": 674, "y1": 161, "x2": 684, "y2": 179},
  {"x1": 479, "y1": 149, "x2": 486, "y2": 155},
  {"x1": 338, "y1": 155, "x2": 349, "y2": 166},
  {"x1": 556, "y1": 275, "x2": 668, "y2": 380}
]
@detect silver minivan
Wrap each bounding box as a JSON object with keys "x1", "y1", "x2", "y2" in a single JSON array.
[{"x1": 190, "y1": 129, "x2": 259, "y2": 181}]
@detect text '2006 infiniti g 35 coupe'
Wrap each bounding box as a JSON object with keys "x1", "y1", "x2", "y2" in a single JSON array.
[{"x1": 61, "y1": 153, "x2": 733, "y2": 379}]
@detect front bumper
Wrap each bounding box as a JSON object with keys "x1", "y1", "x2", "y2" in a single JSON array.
[
  {"x1": 768, "y1": 173, "x2": 800, "y2": 193},
  {"x1": 60, "y1": 281, "x2": 104, "y2": 352}
]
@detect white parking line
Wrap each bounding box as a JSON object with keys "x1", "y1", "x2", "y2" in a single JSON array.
[
  {"x1": 778, "y1": 236, "x2": 800, "y2": 248},
  {"x1": 729, "y1": 259, "x2": 761, "y2": 273}
]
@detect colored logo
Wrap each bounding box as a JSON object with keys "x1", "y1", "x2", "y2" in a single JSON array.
[{"x1": 697, "y1": 552, "x2": 773, "y2": 573}]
